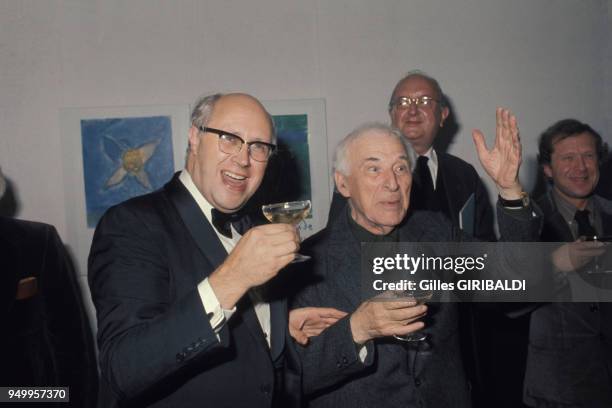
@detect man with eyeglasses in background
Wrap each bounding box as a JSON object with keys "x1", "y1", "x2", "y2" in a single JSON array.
[
  {"x1": 328, "y1": 71, "x2": 496, "y2": 240},
  {"x1": 89, "y1": 93, "x2": 302, "y2": 408}
]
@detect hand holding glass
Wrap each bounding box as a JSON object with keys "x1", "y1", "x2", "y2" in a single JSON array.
[
  {"x1": 262, "y1": 200, "x2": 311, "y2": 262},
  {"x1": 386, "y1": 289, "x2": 432, "y2": 342}
]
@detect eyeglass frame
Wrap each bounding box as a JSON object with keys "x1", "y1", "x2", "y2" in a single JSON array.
[
  {"x1": 389, "y1": 96, "x2": 441, "y2": 111},
  {"x1": 197, "y1": 126, "x2": 277, "y2": 162}
]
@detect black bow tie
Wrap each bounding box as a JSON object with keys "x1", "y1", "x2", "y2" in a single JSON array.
[{"x1": 211, "y1": 209, "x2": 249, "y2": 238}]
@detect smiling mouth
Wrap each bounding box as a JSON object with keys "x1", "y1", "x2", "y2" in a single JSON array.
[{"x1": 223, "y1": 170, "x2": 246, "y2": 181}]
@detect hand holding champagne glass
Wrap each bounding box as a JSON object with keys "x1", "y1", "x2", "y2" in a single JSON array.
[
  {"x1": 387, "y1": 289, "x2": 433, "y2": 342},
  {"x1": 262, "y1": 200, "x2": 312, "y2": 262}
]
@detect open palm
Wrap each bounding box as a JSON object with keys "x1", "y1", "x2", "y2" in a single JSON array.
[{"x1": 472, "y1": 108, "x2": 522, "y2": 193}]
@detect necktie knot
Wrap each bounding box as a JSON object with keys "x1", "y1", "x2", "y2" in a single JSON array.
[{"x1": 574, "y1": 209, "x2": 596, "y2": 238}]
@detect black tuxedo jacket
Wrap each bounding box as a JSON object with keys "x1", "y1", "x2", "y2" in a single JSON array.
[
  {"x1": 88, "y1": 173, "x2": 301, "y2": 408},
  {"x1": 522, "y1": 193, "x2": 612, "y2": 408},
  {"x1": 328, "y1": 151, "x2": 495, "y2": 242},
  {"x1": 0, "y1": 217, "x2": 98, "y2": 407}
]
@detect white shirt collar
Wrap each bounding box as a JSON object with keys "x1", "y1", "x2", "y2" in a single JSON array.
[{"x1": 178, "y1": 170, "x2": 241, "y2": 250}]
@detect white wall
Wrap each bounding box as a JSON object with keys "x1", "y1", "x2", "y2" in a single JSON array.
[{"x1": 1, "y1": 0, "x2": 610, "y2": 264}]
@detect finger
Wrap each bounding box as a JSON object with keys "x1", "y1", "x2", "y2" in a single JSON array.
[
  {"x1": 502, "y1": 108, "x2": 510, "y2": 131},
  {"x1": 392, "y1": 321, "x2": 425, "y2": 337},
  {"x1": 387, "y1": 304, "x2": 428, "y2": 320},
  {"x1": 574, "y1": 247, "x2": 606, "y2": 257},
  {"x1": 295, "y1": 333, "x2": 309, "y2": 346},
  {"x1": 256, "y1": 223, "x2": 298, "y2": 235},
  {"x1": 261, "y1": 230, "x2": 301, "y2": 246},
  {"x1": 317, "y1": 308, "x2": 349, "y2": 318},
  {"x1": 382, "y1": 300, "x2": 419, "y2": 310},
  {"x1": 279, "y1": 252, "x2": 297, "y2": 266},
  {"x1": 472, "y1": 130, "x2": 488, "y2": 161},
  {"x1": 303, "y1": 325, "x2": 328, "y2": 335},
  {"x1": 495, "y1": 107, "x2": 503, "y2": 143}
]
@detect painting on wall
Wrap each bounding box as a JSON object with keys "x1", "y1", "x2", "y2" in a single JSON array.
[
  {"x1": 261, "y1": 99, "x2": 329, "y2": 239},
  {"x1": 61, "y1": 105, "x2": 189, "y2": 275},
  {"x1": 80, "y1": 116, "x2": 175, "y2": 227}
]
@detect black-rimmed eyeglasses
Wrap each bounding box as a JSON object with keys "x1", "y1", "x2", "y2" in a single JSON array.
[{"x1": 198, "y1": 126, "x2": 276, "y2": 162}]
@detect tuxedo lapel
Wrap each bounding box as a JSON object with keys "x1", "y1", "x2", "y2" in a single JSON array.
[{"x1": 165, "y1": 174, "x2": 228, "y2": 270}]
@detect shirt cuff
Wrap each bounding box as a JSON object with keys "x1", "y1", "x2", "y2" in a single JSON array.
[
  {"x1": 357, "y1": 343, "x2": 368, "y2": 363},
  {"x1": 198, "y1": 277, "x2": 236, "y2": 333}
]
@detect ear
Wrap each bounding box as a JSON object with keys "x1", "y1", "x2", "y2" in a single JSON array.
[
  {"x1": 439, "y1": 106, "x2": 450, "y2": 127},
  {"x1": 334, "y1": 171, "x2": 351, "y2": 198},
  {"x1": 543, "y1": 164, "x2": 553, "y2": 179},
  {"x1": 188, "y1": 126, "x2": 200, "y2": 155}
]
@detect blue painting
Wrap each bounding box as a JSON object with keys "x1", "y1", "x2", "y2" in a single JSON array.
[{"x1": 81, "y1": 116, "x2": 175, "y2": 227}]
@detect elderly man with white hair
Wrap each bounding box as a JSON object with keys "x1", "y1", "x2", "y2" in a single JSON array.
[{"x1": 291, "y1": 111, "x2": 540, "y2": 408}]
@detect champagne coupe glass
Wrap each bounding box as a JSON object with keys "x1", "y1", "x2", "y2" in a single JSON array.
[
  {"x1": 389, "y1": 288, "x2": 433, "y2": 342},
  {"x1": 262, "y1": 200, "x2": 311, "y2": 263}
]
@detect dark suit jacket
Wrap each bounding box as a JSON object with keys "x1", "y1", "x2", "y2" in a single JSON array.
[
  {"x1": 327, "y1": 151, "x2": 496, "y2": 242},
  {"x1": 292, "y1": 203, "x2": 540, "y2": 408},
  {"x1": 88, "y1": 173, "x2": 301, "y2": 408},
  {"x1": 0, "y1": 217, "x2": 98, "y2": 407},
  {"x1": 522, "y1": 193, "x2": 612, "y2": 408}
]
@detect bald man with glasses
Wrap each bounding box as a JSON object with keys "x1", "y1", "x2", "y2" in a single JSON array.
[{"x1": 89, "y1": 93, "x2": 302, "y2": 408}]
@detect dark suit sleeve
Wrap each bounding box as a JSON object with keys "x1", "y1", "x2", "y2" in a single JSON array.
[
  {"x1": 296, "y1": 316, "x2": 374, "y2": 396},
  {"x1": 474, "y1": 175, "x2": 496, "y2": 242},
  {"x1": 88, "y1": 204, "x2": 227, "y2": 402},
  {"x1": 496, "y1": 201, "x2": 542, "y2": 242}
]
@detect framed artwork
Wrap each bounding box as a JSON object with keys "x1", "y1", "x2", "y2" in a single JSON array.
[
  {"x1": 61, "y1": 105, "x2": 189, "y2": 275},
  {"x1": 261, "y1": 98, "x2": 329, "y2": 239}
]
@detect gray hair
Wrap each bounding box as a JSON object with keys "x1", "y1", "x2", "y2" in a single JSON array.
[
  {"x1": 388, "y1": 70, "x2": 447, "y2": 112},
  {"x1": 333, "y1": 122, "x2": 417, "y2": 176},
  {"x1": 191, "y1": 93, "x2": 223, "y2": 128}
]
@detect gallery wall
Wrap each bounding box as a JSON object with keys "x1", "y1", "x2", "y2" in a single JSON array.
[{"x1": 1, "y1": 0, "x2": 610, "y2": 324}]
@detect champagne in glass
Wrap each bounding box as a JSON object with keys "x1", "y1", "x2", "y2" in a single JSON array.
[
  {"x1": 262, "y1": 200, "x2": 311, "y2": 262},
  {"x1": 388, "y1": 289, "x2": 433, "y2": 342}
]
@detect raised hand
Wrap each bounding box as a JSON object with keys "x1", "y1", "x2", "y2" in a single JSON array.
[
  {"x1": 349, "y1": 298, "x2": 427, "y2": 345},
  {"x1": 472, "y1": 108, "x2": 523, "y2": 198},
  {"x1": 209, "y1": 223, "x2": 300, "y2": 308},
  {"x1": 289, "y1": 307, "x2": 349, "y2": 345}
]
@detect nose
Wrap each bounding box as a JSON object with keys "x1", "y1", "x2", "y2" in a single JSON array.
[
  {"x1": 384, "y1": 169, "x2": 400, "y2": 191},
  {"x1": 233, "y1": 142, "x2": 251, "y2": 167},
  {"x1": 574, "y1": 155, "x2": 587, "y2": 172},
  {"x1": 407, "y1": 102, "x2": 419, "y2": 115}
]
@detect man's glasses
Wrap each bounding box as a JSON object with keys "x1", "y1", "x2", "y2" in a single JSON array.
[
  {"x1": 198, "y1": 126, "x2": 276, "y2": 162},
  {"x1": 390, "y1": 96, "x2": 439, "y2": 110}
]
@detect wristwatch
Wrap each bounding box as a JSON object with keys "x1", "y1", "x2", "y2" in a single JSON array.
[{"x1": 498, "y1": 191, "x2": 530, "y2": 208}]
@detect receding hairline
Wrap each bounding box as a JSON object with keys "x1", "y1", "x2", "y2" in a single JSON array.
[
  {"x1": 389, "y1": 71, "x2": 445, "y2": 110},
  {"x1": 345, "y1": 131, "x2": 410, "y2": 169},
  {"x1": 208, "y1": 93, "x2": 275, "y2": 139}
]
